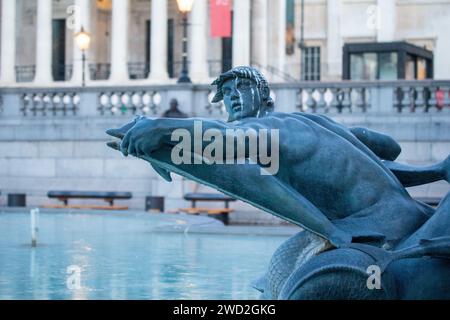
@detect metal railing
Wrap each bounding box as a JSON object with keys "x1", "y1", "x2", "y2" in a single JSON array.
[
  {"x1": 89, "y1": 63, "x2": 111, "y2": 80},
  {"x1": 15, "y1": 65, "x2": 36, "y2": 82},
  {"x1": 128, "y1": 62, "x2": 150, "y2": 80}
]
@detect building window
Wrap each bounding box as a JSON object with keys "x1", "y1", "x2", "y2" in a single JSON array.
[
  {"x1": 350, "y1": 52, "x2": 398, "y2": 80},
  {"x1": 379, "y1": 52, "x2": 398, "y2": 80},
  {"x1": 343, "y1": 42, "x2": 433, "y2": 80},
  {"x1": 301, "y1": 46, "x2": 321, "y2": 81}
]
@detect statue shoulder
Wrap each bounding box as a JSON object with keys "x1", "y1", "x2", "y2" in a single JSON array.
[
  {"x1": 238, "y1": 113, "x2": 319, "y2": 150},
  {"x1": 239, "y1": 112, "x2": 313, "y2": 130}
]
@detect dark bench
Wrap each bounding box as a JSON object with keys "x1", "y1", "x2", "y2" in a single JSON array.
[
  {"x1": 46, "y1": 191, "x2": 133, "y2": 210},
  {"x1": 184, "y1": 192, "x2": 236, "y2": 208},
  {"x1": 182, "y1": 193, "x2": 236, "y2": 225}
]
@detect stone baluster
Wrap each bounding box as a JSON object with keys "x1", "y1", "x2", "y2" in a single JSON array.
[
  {"x1": 355, "y1": 87, "x2": 366, "y2": 112},
  {"x1": 329, "y1": 88, "x2": 340, "y2": 112},
  {"x1": 425, "y1": 87, "x2": 437, "y2": 112},
  {"x1": 131, "y1": 92, "x2": 142, "y2": 113},
  {"x1": 400, "y1": 87, "x2": 412, "y2": 113},
  {"x1": 296, "y1": 90, "x2": 304, "y2": 111},
  {"x1": 66, "y1": 93, "x2": 74, "y2": 115},
  {"x1": 57, "y1": 93, "x2": 65, "y2": 116},
  {"x1": 442, "y1": 87, "x2": 450, "y2": 110},
  {"x1": 305, "y1": 89, "x2": 316, "y2": 113},
  {"x1": 32, "y1": 94, "x2": 39, "y2": 115},
  {"x1": 316, "y1": 88, "x2": 327, "y2": 111},
  {"x1": 341, "y1": 88, "x2": 352, "y2": 113},
  {"x1": 21, "y1": 94, "x2": 30, "y2": 116},
  {"x1": 414, "y1": 86, "x2": 425, "y2": 112},
  {"x1": 48, "y1": 94, "x2": 57, "y2": 116}
]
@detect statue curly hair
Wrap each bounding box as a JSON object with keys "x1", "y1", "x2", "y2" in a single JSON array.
[{"x1": 211, "y1": 66, "x2": 274, "y2": 119}]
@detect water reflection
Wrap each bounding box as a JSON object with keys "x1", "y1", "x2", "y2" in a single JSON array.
[{"x1": 0, "y1": 212, "x2": 287, "y2": 299}]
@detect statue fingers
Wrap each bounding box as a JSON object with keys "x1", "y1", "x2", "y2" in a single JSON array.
[
  {"x1": 106, "y1": 141, "x2": 120, "y2": 151},
  {"x1": 120, "y1": 131, "x2": 132, "y2": 157},
  {"x1": 105, "y1": 128, "x2": 126, "y2": 139},
  {"x1": 106, "y1": 115, "x2": 145, "y2": 139},
  {"x1": 127, "y1": 138, "x2": 138, "y2": 156}
]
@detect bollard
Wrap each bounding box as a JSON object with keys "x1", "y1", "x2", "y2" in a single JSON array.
[{"x1": 145, "y1": 196, "x2": 165, "y2": 212}]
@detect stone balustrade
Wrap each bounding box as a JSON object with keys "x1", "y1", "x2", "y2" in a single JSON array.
[
  {"x1": 271, "y1": 80, "x2": 450, "y2": 114},
  {"x1": 1, "y1": 80, "x2": 449, "y2": 119},
  {"x1": 21, "y1": 91, "x2": 80, "y2": 116}
]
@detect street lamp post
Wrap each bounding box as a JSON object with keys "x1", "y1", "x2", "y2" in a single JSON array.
[
  {"x1": 75, "y1": 27, "x2": 91, "y2": 87},
  {"x1": 176, "y1": 0, "x2": 195, "y2": 83}
]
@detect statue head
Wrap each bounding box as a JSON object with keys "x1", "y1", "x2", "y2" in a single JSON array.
[{"x1": 211, "y1": 66, "x2": 274, "y2": 122}]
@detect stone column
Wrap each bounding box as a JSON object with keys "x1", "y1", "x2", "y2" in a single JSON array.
[
  {"x1": 189, "y1": 0, "x2": 209, "y2": 82},
  {"x1": 72, "y1": 0, "x2": 91, "y2": 85},
  {"x1": 277, "y1": 0, "x2": 286, "y2": 73},
  {"x1": 252, "y1": 0, "x2": 268, "y2": 68},
  {"x1": 110, "y1": 0, "x2": 129, "y2": 83},
  {"x1": 327, "y1": 0, "x2": 342, "y2": 80},
  {"x1": 148, "y1": 0, "x2": 169, "y2": 81},
  {"x1": 35, "y1": 0, "x2": 53, "y2": 84},
  {"x1": 377, "y1": 0, "x2": 396, "y2": 42},
  {"x1": 232, "y1": 0, "x2": 251, "y2": 67},
  {"x1": 0, "y1": 0, "x2": 16, "y2": 84}
]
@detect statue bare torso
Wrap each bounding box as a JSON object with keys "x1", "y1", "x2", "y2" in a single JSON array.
[{"x1": 237, "y1": 113, "x2": 429, "y2": 245}]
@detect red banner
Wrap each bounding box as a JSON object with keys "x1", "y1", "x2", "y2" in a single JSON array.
[{"x1": 210, "y1": 0, "x2": 232, "y2": 38}]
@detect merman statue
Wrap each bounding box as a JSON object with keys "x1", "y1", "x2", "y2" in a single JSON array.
[{"x1": 106, "y1": 66, "x2": 450, "y2": 299}]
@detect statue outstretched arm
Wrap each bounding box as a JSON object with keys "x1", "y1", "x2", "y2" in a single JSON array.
[
  {"x1": 116, "y1": 117, "x2": 279, "y2": 163},
  {"x1": 116, "y1": 117, "x2": 231, "y2": 157},
  {"x1": 349, "y1": 127, "x2": 402, "y2": 161}
]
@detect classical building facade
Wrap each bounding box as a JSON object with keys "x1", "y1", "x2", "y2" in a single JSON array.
[{"x1": 1, "y1": 0, "x2": 450, "y2": 87}]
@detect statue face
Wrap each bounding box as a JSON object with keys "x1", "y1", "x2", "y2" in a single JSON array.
[{"x1": 222, "y1": 77, "x2": 262, "y2": 121}]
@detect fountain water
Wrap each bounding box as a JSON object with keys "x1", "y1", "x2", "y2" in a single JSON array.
[{"x1": 30, "y1": 208, "x2": 39, "y2": 247}]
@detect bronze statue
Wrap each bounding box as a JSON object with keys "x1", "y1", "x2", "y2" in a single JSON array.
[{"x1": 106, "y1": 66, "x2": 450, "y2": 299}]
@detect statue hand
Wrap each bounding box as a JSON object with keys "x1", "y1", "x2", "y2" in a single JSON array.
[{"x1": 120, "y1": 117, "x2": 164, "y2": 157}]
